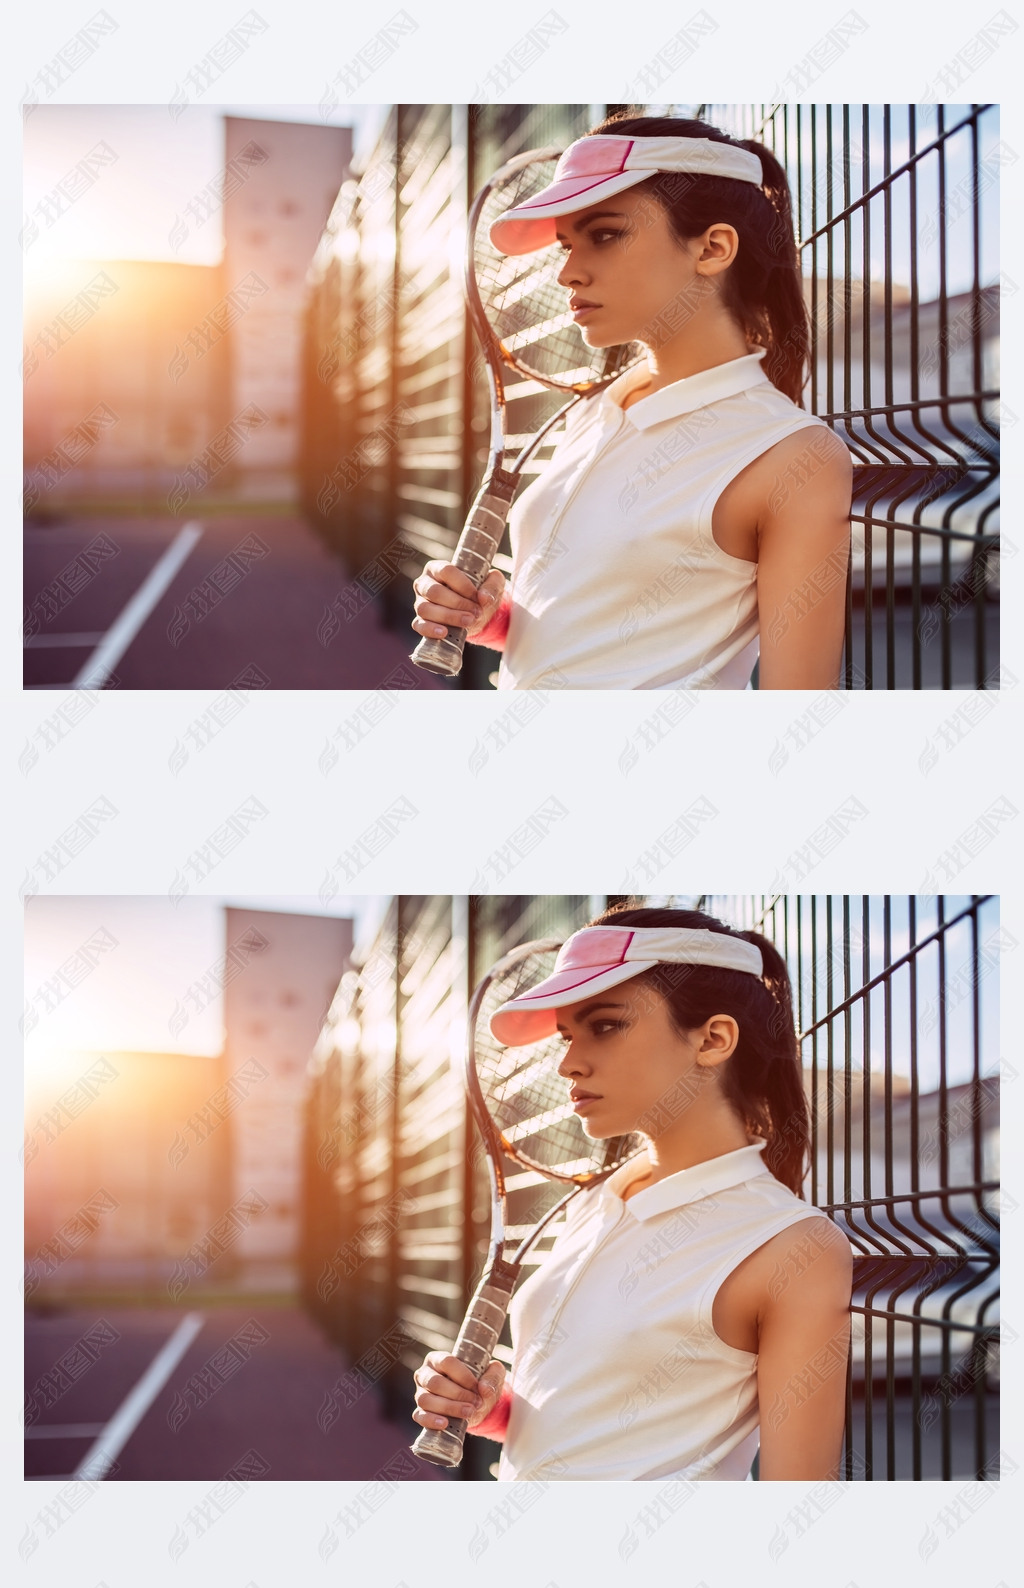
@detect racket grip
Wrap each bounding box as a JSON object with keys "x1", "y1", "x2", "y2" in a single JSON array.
[
  {"x1": 411, "y1": 468, "x2": 518, "y2": 678},
  {"x1": 410, "y1": 1255, "x2": 519, "y2": 1468}
]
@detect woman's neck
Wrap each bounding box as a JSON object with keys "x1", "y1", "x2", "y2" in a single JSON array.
[
  {"x1": 622, "y1": 1129, "x2": 754, "y2": 1201},
  {"x1": 640, "y1": 1111, "x2": 753, "y2": 1188},
  {"x1": 638, "y1": 304, "x2": 753, "y2": 398}
]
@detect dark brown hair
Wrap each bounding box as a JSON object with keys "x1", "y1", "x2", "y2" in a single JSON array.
[
  {"x1": 589, "y1": 112, "x2": 809, "y2": 405},
  {"x1": 589, "y1": 902, "x2": 810, "y2": 1196}
]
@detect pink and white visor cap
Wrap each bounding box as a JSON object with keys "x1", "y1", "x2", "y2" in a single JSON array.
[
  {"x1": 489, "y1": 135, "x2": 764, "y2": 257},
  {"x1": 489, "y1": 925, "x2": 764, "y2": 1047}
]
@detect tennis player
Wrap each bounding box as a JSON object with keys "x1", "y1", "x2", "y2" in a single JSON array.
[
  {"x1": 411, "y1": 113, "x2": 853, "y2": 689},
  {"x1": 412, "y1": 905, "x2": 854, "y2": 1480}
]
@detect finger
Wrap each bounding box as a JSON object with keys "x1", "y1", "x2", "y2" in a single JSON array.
[
  {"x1": 431, "y1": 1355, "x2": 483, "y2": 1395},
  {"x1": 478, "y1": 1360, "x2": 506, "y2": 1394},
  {"x1": 415, "y1": 1367, "x2": 480, "y2": 1405},
  {"x1": 478, "y1": 571, "x2": 505, "y2": 605},
  {"x1": 412, "y1": 616, "x2": 449, "y2": 640},
  {"x1": 413, "y1": 595, "x2": 479, "y2": 628},
  {"x1": 422, "y1": 563, "x2": 479, "y2": 602},
  {"x1": 415, "y1": 1389, "x2": 480, "y2": 1420},
  {"x1": 412, "y1": 575, "x2": 474, "y2": 611},
  {"x1": 413, "y1": 1364, "x2": 474, "y2": 1397},
  {"x1": 413, "y1": 1406, "x2": 461, "y2": 1431}
]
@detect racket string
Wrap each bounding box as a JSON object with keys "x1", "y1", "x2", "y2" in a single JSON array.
[
  {"x1": 474, "y1": 159, "x2": 643, "y2": 392},
  {"x1": 474, "y1": 947, "x2": 641, "y2": 1182}
]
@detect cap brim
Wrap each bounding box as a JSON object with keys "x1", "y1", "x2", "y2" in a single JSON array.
[
  {"x1": 488, "y1": 170, "x2": 650, "y2": 256},
  {"x1": 489, "y1": 959, "x2": 658, "y2": 1046}
]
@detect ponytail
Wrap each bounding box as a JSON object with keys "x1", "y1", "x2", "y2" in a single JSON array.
[
  {"x1": 589, "y1": 904, "x2": 810, "y2": 1196},
  {"x1": 590, "y1": 114, "x2": 810, "y2": 406}
]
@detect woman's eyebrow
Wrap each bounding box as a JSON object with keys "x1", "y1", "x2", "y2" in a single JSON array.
[
  {"x1": 556, "y1": 1000, "x2": 628, "y2": 1029},
  {"x1": 554, "y1": 210, "x2": 627, "y2": 240}
]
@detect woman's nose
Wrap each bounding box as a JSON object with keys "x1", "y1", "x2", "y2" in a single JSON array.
[
  {"x1": 556, "y1": 1047, "x2": 588, "y2": 1078},
  {"x1": 556, "y1": 252, "x2": 587, "y2": 290}
]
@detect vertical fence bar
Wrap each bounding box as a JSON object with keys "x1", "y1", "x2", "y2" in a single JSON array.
[
  {"x1": 825, "y1": 107, "x2": 835, "y2": 426},
  {"x1": 936, "y1": 108, "x2": 953, "y2": 689},
  {"x1": 970, "y1": 111, "x2": 987, "y2": 689},
  {"x1": 969, "y1": 900, "x2": 987, "y2": 1477},
  {"x1": 809, "y1": 107, "x2": 819, "y2": 423},
  {"x1": 908, "y1": 106, "x2": 924, "y2": 689},
  {"x1": 882, "y1": 109, "x2": 897, "y2": 690},
  {"x1": 841, "y1": 103, "x2": 855, "y2": 690},
  {"x1": 859, "y1": 895, "x2": 874, "y2": 1477},
  {"x1": 936, "y1": 894, "x2": 952, "y2": 1478},
  {"x1": 860, "y1": 108, "x2": 874, "y2": 689},
  {"x1": 882, "y1": 896, "x2": 897, "y2": 1478},
  {"x1": 907, "y1": 895, "x2": 923, "y2": 1479}
]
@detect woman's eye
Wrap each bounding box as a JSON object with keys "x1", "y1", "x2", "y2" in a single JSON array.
[
  {"x1": 590, "y1": 1020, "x2": 622, "y2": 1036},
  {"x1": 556, "y1": 230, "x2": 623, "y2": 253}
]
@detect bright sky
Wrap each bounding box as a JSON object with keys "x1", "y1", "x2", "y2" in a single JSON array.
[
  {"x1": 23, "y1": 895, "x2": 379, "y2": 1073},
  {"x1": 21, "y1": 103, "x2": 385, "y2": 266}
]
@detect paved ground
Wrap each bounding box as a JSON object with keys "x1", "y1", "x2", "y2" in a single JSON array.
[
  {"x1": 23, "y1": 508, "x2": 996, "y2": 692},
  {"x1": 23, "y1": 511, "x2": 449, "y2": 692},
  {"x1": 24, "y1": 1303, "x2": 996, "y2": 1483},
  {"x1": 24, "y1": 1302, "x2": 450, "y2": 1482}
]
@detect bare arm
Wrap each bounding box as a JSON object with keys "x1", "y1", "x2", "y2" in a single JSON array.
[
  {"x1": 755, "y1": 428, "x2": 853, "y2": 690},
  {"x1": 755, "y1": 1217, "x2": 854, "y2": 1480}
]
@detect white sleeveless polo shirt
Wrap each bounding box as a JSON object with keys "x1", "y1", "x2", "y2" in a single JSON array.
[
  {"x1": 497, "y1": 1140, "x2": 832, "y2": 1482},
  {"x1": 496, "y1": 350, "x2": 829, "y2": 690}
]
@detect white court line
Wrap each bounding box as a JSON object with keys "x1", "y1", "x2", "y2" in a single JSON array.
[
  {"x1": 72, "y1": 1312, "x2": 204, "y2": 1481},
  {"x1": 72, "y1": 520, "x2": 203, "y2": 689}
]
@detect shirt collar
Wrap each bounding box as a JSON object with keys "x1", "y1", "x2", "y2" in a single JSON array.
[
  {"x1": 604, "y1": 348, "x2": 770, "y2": 431},
  {"x1": 605, "y1": 1140, "x2": 771, "y2": 1223}
]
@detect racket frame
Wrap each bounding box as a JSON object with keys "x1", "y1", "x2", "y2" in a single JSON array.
[
  {"x1": 410, "y1": 146, "x2": 643, "y2": 678},
  {"x1": 410, "y1": 938, "x2": 640, "y2": 1468}
]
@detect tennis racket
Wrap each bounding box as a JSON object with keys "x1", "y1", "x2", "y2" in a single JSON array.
[
  {"x1": 410, "y1": 937, "x2": 642, "y2": 1468},
  {"x1": 410, "y1": 146, "x2": 644, "y2": 677}
]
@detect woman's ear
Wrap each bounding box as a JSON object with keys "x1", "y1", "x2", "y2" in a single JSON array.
[
  {"x1": 695, "y1": 1013, "x2": 740, "y2": 1066},
  {"x1": 695, "y1": 223, "x2": 740, "y2": 275}
]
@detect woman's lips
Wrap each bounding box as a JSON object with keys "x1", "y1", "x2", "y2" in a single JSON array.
[
  {"x1": 571, "y1": 1093, "x2": 602, "y2": 1113},
  {"x1": 571, "y1": 305, "x2": 599, "y2": 322}
]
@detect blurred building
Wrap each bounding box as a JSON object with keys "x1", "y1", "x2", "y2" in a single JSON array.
[
  {"x1": 221, "y1": 117, "x2": 352, "y2": 498},
  {"x1": 222, "y1": 906, "x2": 353, "y2": 1287},
  {"x1": 24, "y1": 907, "x2": 353, "y2": 1301},
  {"x1": 23, "y1": 114, "x2": 351, "y2": 510}
]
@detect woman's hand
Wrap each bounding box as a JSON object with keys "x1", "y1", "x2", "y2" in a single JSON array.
[
  {"x1": 412, "y1": 563, "x2": 505, "y2": 642},
  {"x1": 412, "y1": 1351, "x2": 506, "y2": 1432}
]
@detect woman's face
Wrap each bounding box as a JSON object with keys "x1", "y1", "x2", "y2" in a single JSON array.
[
  {"x1": 553, "y1": 187, "x2": 737, "y2": 351},
  {"x1": 554, "y1": 979, "x2": 733, "y2": 1140}
]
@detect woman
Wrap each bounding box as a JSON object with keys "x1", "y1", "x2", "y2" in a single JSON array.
[
  {"x1": 411, "y1": 114, "x2": 852, "y2": 689},
  {"x1": 412, "y1": 906, "x2": 854, "y2": 1480}
]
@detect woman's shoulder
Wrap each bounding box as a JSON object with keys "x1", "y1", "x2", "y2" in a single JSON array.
[
  {"x1": 723, "y1": 414, "x2": 852, "y2": 524},
  {"x1": 755, "y1": 1213, "x2": 855, "y2": 1297}
]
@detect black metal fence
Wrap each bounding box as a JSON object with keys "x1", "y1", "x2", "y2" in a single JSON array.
[
  {"x1": 300, "y1": 894, "x2": 1001, "y2": 1481},
  {"x1": 705, "y1": 105, "x2": 1002, "y2": 689},
  {"x1": 300, "y1": 103, "x2": 1001, "y2": 689},
  {"x1": 704, "y1": 894, "x2": 1001, "y2": 1480}
]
